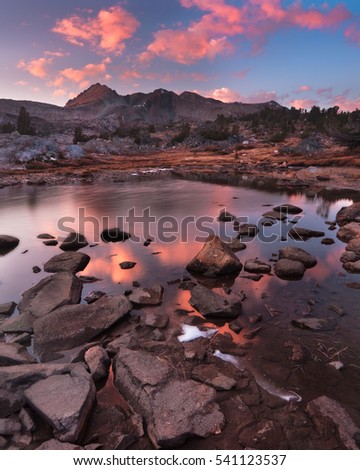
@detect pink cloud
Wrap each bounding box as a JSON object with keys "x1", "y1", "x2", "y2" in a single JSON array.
[
  {"x1": 52, "y1": 88, "x2": 67, "y2": 97},
  {"x1": 344, "y1": 20, "x2": 360, "y2": 45},
  {"x1": 331, "y1": 95, "x2": 360, "y2": 112},
  {"x1": 196, "y1": 87, "x2": 278, "y2": 103},
  {"x1": 14, "y1": 80, "x2": 29, "y2": 86},
  {"x1": 17, "y1": 57, "x2": 53, "y2": 78},
  {"x1": 44, "y1": 50, "x2": 69, "y2": 57},
  {"x1": 120, "y1": 69, "x2": 143, "y2": 80},
  {"x1": 297, "y1": 85, "x2": 312, "y2": 92},
  {"x1": 141, "y1": 0, "x2": 352, "y2": 64},
  {"x1": 289, "y1": 98, "x2": 319, "y2": 109},
  {"x1": 59, "y1": 61, "x2": 109, "y2": 84},
  {"x1": 52, "y1": 6, "x2": 140, "y2": 54}
]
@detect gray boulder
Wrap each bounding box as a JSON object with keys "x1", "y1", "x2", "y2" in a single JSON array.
[
  {"x1": 24, "y1": 372, "x2": 95, "y2": 443},
  {"x1": 44, "y1": 251, "x2": 90, "y2": 274},
  {"x1": 189, "y1": 285, "x2": 242, "y2": 318},
  {"x1": 84, "y1": 346, "x2": 110, "y2": 382},
  {"x1": 336, "y1": 202, "x2": 360, "y2": 227},
  {"x1": 187, "y1": 236, "x2": 242, "y2": 277},
  {"x1": 0, "y1": 390, "x2": 24, "y2": 418},
  {"x1": 36, "y1": 439, "x2": 83, "y2": 450},
  {"x1": 244, "y1": 259, "x2": 271, "y2": 274},
  {"x1": 0, "y1": 343, "x2": 35, "y2": 366},
  {"x1": 343, "y1": 260, "x2": 360, "y2": 274},
  {"x1": 59, "y1": 232, "x2": 88, "y2": 251},
  {"x1": 0, "y1": 417, "x2": 22, "y2": 435},
  {"x1": 128, "y1": 284, "x2": 164, "y2": 306},
  {"x1": 274, "y1": 259, "x2": 306, "y2": 280},
  {"x1": 33, "y1": 295, "x2": 132, "y2": 353},
  {"x1": 337, "y1": 222, "x2": 360, "y2": 243},
  {"x1": 0, "y1": 302, "x2": 17, "y2": 316},
  {"x1": 346, "y1": 238, "x2": 360, "y2": 255},
  {"x1": 262, "y1": 211, "x2": 287, "y2": 221},
  {"x1": 278, "y1": 247, "x2": 317, "y2": 268}
]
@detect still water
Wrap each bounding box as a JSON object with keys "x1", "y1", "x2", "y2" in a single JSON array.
[{"x1": 0, "y1": 177, "x2": 359, "y2": 416}]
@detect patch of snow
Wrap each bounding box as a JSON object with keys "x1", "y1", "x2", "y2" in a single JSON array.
[{"x1": 178, "y1": 324, "x2": 217, "y2": 343}]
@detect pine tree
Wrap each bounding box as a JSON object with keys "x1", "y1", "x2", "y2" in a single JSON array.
[{"x1": 17, "y1": 106, "x2": 34, "y2": 135}]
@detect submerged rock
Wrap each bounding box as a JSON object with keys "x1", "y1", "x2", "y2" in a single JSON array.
[
  {"x1": 274, "y1": 259, "x2": 306, "y2": 280},
  {"x1": 187, "y1": 235, "x2": 242, "y2": 278},
  {"x1": 0, "y1": 235, "x2": 19, "y2": 256},
  {"x1": 44, "y1": 251, "x2": 90, "y2": 274},
  {"x1": 278, "y1": 247, "x2": 317, "y2": 268},
  {"x1": 33, "y1": 295, "x2": 132, "y2": 353},
  {"x1": 273, "y1": 204, "x2": 303, "y2": 214},
  {"x1": 189, "y1": 285, "x2": 242, "y2": 318},
  {"x1": 292, "y1": 317, "x2": 337, "y2": 331},
  {"x1": 289, "y1": 227, "x2": 325, "y2": 241},
  {"x1": 24, "y1": 372, "x2": 95, "y2": 443},
  {"x1": 59, "y1": 232, "x2": 88, "y2": 251}
]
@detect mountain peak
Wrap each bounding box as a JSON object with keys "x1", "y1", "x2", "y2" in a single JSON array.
[{"x1": 65, "y1": 83, "x2": 119, "y2": 108}]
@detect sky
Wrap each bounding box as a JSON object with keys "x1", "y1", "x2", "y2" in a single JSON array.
[{"x1": 0, "y1": 0, "x2": 359, "y2": 110}]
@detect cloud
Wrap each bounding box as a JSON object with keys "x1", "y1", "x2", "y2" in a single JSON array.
[
  {"x1": 141, "y1": 0, "x2": 351, "y2": 64},
  {"x1": 289, "y1": 98, "x2": 319, "y2": 109},
  {"x1": 14, "y1": 80, "x2": 29, "y2": 86},
  {"x1": 44, "y1": 50, "x2": 69, "y2": 57},
  {"x1": 120, "y1": 69, "x2": 143, "y2": 80},
  {"x1": 330, "y1": 94, "x2": 360, "y2": 112},
  {"x1": 52, "y1": 6, "x2": 140, "y2": 54},
  {"x1": 17, "y1": 57, "x2": 53, "y2": 78},
  {"x1": 52, "y1": 88, "x2": 67, "y2": 97},
  {"x1": 344, "y1": 19, "x2": 360, "y2": 45},
  {"x1": 296, "y1": 85, "x2": 312, "y2": 93},
  {"x1": 59, "y1": 60, "x2": 109, "y2": 84},
  {"x1": 195, "y1": 86, "x2": 278, "y2": 103}
]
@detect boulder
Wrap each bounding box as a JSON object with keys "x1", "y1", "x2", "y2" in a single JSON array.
[
  {"x1": 341, "y1": 251, "x2": 360, "y2": 263},
  {"x1": 225, "y1": 237, "x2": 247, "y2": 252},
  {"x1": 346, "y1": 238, "x2": 360, "y2": 255},
  {"x1": 244, "y1": 259, "x2": 271, "y2": 274},
  {"x1": 84, "y1": 291, "x2": 105, "y2": 304},
  {"x1": 234, "y1": 223, "x2": 259, "y2": 237},
  {"x1": 191, "y1": 364, "x2": 236, "y2": 391},
  {"x1": 321, "y1": 238, "x2": 335, "y2": 245},
  {"x1": 142, "y1": 311, "x2": 169, "y2": 329},
  {"x1": 44, "y1": 252, "x2": 90, "y2": 274},
  {"x1": 186, "y1": 236, "x2": 242, "y2": 278},
  {"x1": 274, "y1": 259, "x2": 306, "y2": 280},
  {"x1": 59, "y1": 232, "x2": 88, "y2": 251},
  {"x1": 0, "y1": 417, "x2": 22, "y2": 435},
  {"x1": 33, "y1": 295, "x2": 132, "y2": 353},
  {"x1": 113, "y1": 347, "x2": 224, "y2": 448},
  {"x1": 289, "y1": 227, "x2": 325, "y2": 240},
  {"x1": 336, "y1": 202, "x2": 360, "y2": 227},
  {"x1": 0, "y1": 390, "x2": 24, "y2": 418},
  {"x1": 128, "y1": 284, "x2": 164, "y2": 306},
  {"x1": 36, "y1": 439, "x2": 83, "y2": 450},
  {"x1": 189, "y1": 285, "x2": 242, "y2": 318},
  {"x1": 0, "y1": 235, "x2": 19, "y2": 255},
  {"x1": 0, "y1": 343, "x2": 35, "y2": 366},
  {"x1": 337, "y1": 222, "x2": 360, "y2": 243},
  {"x1": 119, "y1": 261, "x2": 136, "y2": 270},
  {"x1": 43, "y1": 240, "x2": 58, "y2": 246},
  {"x1": 218, "y1": 209, "x2": 236, "y2": 222},
  {"x1": 24, "y1": 371, "x2": 95, "y2": 443},
  {"x1": 84, "y1": 346, "x2": 110, "y2": 382},
  {"x1": 101, "y1": 228, "x2": 131, "y2": 243},
  {"x1": 273, "y1": 204, "x2": 303, "y2": 214},
  {"x1": 343, "y1": 260, "x2": 360, "y2": 274},
  {"x1": 307, "y1": 396, "x2": 360, "y2": 449},
  {"x1": 292, "y1": 317, "x2": 337, "y2": 331},
  {"x1": 0, "y1": 302, "x2": 17, "y2": 316},
  {"x1": 278, "y1": 247, "x2": 317, "y2": 268}
]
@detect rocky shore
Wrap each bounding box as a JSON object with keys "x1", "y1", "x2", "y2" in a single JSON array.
[{"x1": 1, "y1": 202, "x2": 360, "y2": 450}]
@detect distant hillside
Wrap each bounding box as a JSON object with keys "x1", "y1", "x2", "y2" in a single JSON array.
[{"x1": 0, "y1": 83, "x2": 284, "y2": 134}]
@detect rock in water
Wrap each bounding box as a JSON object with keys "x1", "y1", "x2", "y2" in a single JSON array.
[
  {"x1": 234, "y1": 223, "x2": 259, "y2": 237},
  {"x1": 0, "y1": 235, "x2": 19, "y2": 256},
  {"x1": 101, "y1": 228, "x2": 131, "y2": 243},
  {"x1": 44, "y1": 251, "x2": 90, "y2": 274},
  {"x1": 273, "y1": 204, "x2": 303, "y2": 214},
  {"x1": 24, "y1": 372, "x2": 95, "y2": 443},
  {"x1": 0, "y1": 302, "x2": 17, "y2": 316},
  {"x1": 128, "y1": 285, "x2": 164, "y2": 306},
  {"x1": 189, "y1": 285, "x2": 242, "y2": 318},
  {"x1": 33, "y1": 295, "x2": 132, "y2": 353},
  {"x1": 186, "y1": 236, "x2": 242, "y2": 278},
  {"x1": 244, "y1": 259, "x2": 271, "y2": 274},
  {"x1": 336, "y1": 202, "x2": 360, "y2": 227},
  {"x1": 292, "y1": 317, "x2": 337, "y2": 331},
  {"x1": 278, "y1": 247, "x2": 317, "y2": 268},
  {"x1": 274, "y1": 259, "x2": 306, "y2": 280},
  {"x1": 59, "y1": 232, "x2": 88, "y2": 251},
  {"x1": 119, "y1": 261, "x2": 136, "y2": 270},
  {"x1": 289, "y1": 227, "x2": 325, "y2": 240},
  {"x1": 218, "y1": 209, "x2": 236, "y2": 222},
  {"x1": 337, "y1": 222, "x2": 360, "y2": 243}
]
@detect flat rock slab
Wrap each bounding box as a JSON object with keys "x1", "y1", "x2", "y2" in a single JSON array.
[
  {"x1": 292, "y1": 317, "x2": 337, "y2": 331},
  {"x1": 278, "y1": 247, "x2": 317, "y2": 268},
  {"x1": 337, "y1": 222, "x2": 360, "y2": 243},
  {"x1": 128, "y1": 284, "x2": 164, "y2": 306},
  {"x1": 289, "y1": 227, "x2": 325, "y2": 240},
  {"x1": 0, "y1": 343, "x2": 35, "y2": 366},
  {"x1": 36, "y1": 439, "x2": 83, "y2": 450},
  {"x1": 307, "y1": 396, "x2": 360, "y2": 449},
  {"x1": 189, "y1": 285, "x2": 242, "y2": 318},
  {"x1": 24, "y1": 372, "x2": 95, "y2": 443},
  {"x1": 0, "y1": 235, "x2": 19, "y2": 255},
  {"x1": 187, "y1": 235, "x2": 242, "y2": 277},
  {"x1": 33, "y1": 295, "x2": 132, "y2": 353},
  {"x1": 336, "y1": 202, "x2": 360, "y2": 227},
  {"x1": 114, "y1": 347, "x2": 224, "y2": 448},
  {"x1": 273, "y1": 204, "x2": 303, "y2": 214},
  {"x1": 44, "y1": 251, "x2": 90, "y2": 274},
  {"x1": 59, "y1": 232, "x2": 88, "y2": 251},
  {"x1": 191, "y1": 364, "x2": 236, "y2": 391},
  {"x1": 0, "y1": 302, "x2": 17, "y2": 316},
  {"x1": 262, "y1": 211, "x2": 287, "y2": 221},
  {"x1": 37, "y1": 233, "x2": 55, "y2": 240},
  {"x1": 274, "y1": 259, "x2": 306, "y2": 280},
  {"x1": 244, "y1": 259, "x2": 271, "y2": 274}
]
